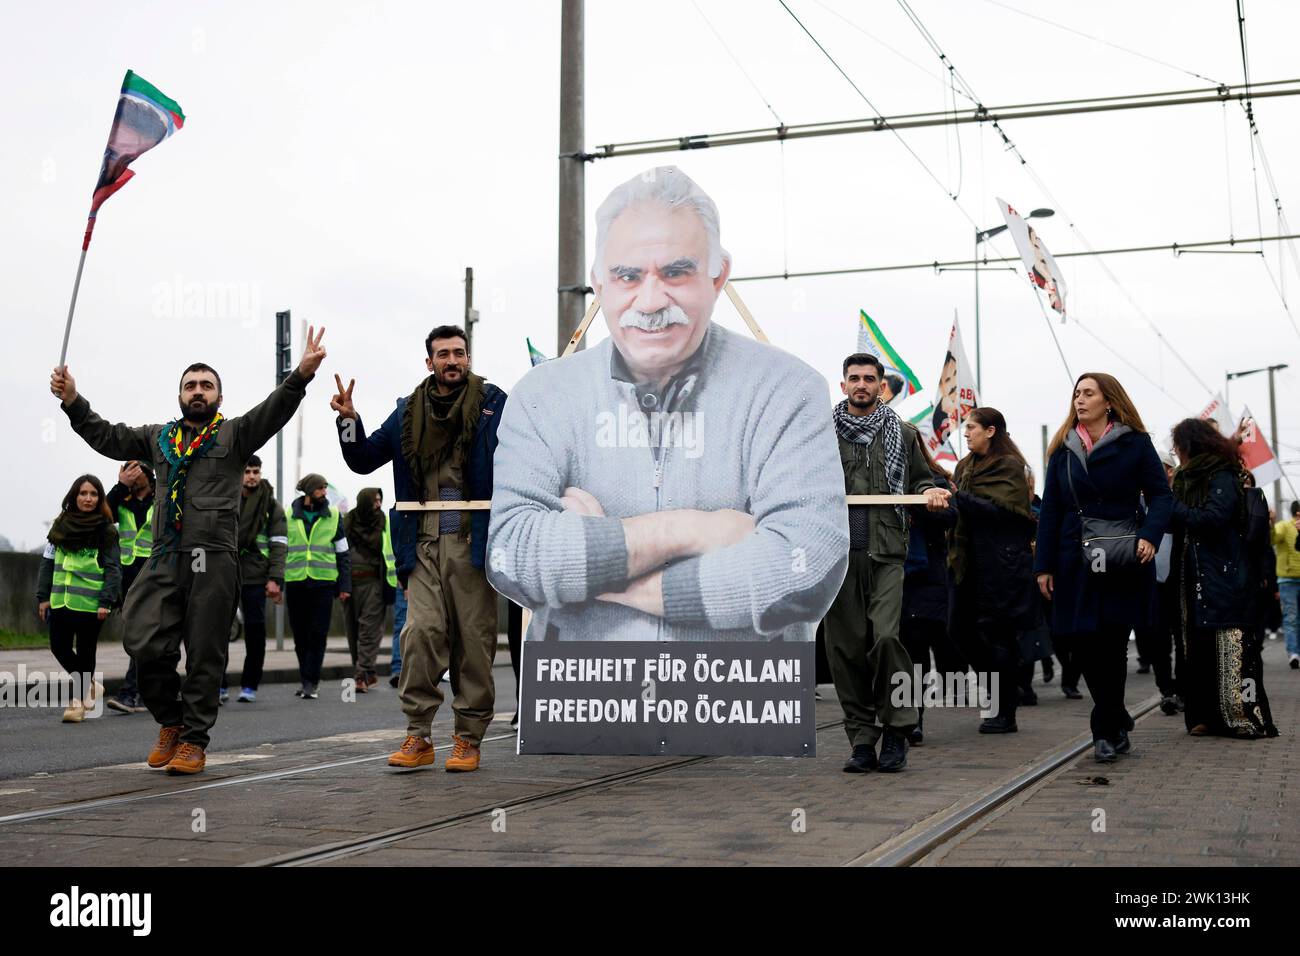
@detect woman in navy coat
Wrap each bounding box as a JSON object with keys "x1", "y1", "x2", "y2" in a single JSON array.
[{"x1": 1034, "y1": 373, "x2": 1173, "y2": 763}]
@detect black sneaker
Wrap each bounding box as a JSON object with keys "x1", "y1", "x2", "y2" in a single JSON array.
[
  {"x1": 1290, "y1": 655, "x2": 1299, "y2": 670},
  {"x1": 1159, "y1": 695, "x2": 1179, "y2": 715},
  {"x1": 878, "y1": 729, "x2": 908, "y2": 772},
  {"x1": 1094, "y1": 738, "x2": 1118, "y2": 763},
  {"x1": 1113, "y1": 730, "x2": 1132, "y2": 755},
  {"x1": 1062, "y1": 685, "x2": 1083, "y2": 700},
  {"x1": 294, "y1": 684, "x2": 306, "y2": 698},
  {"x1": 842, "y1": 744, "x2": 878, "y2": 773},
  {"x1": 979, "y1": 715, "x2": 1019, "y2": 734},
  {"x1": 389, "y1": 673, "x2": 401, "y2": 687},
  {"x1": 303, "y1": 684, "x2": 319, "y2": 700}
]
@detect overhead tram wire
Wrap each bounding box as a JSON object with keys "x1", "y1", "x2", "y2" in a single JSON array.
[
  {"x1": 891, "y1": 0, "x2": 1217, "y2": 396},
  {"x1": 776, "y1": 0, "x2": 980, "y2": 229},
  {"x1": 979, "y1": 0, "x2": 1225, "y2": 86},
  {"x1": 1235, "y1": 0, "x2": 1300, "y2": 341}
]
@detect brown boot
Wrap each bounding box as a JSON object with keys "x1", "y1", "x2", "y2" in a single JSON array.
[
  {"x1": 388, "y1": 735, "x2": 435, "y2": 768},
  {"x1": 444, "y1": 734, "x2": 481, "y2": 773},
  {"x1": 354, "y1": 670, "x2": 369, "y2": 694},
  {"x1": 61, "y1": 700, "x2": 85, "y2": 723},
  {"x1": 165, "y1": 743, "x2": 206, "y2": 775},
  {"x1": 147, "y1": 725, "x2": 184, "y2": 768}
]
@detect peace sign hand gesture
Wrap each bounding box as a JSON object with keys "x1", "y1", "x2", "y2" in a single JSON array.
[
  {"x1": 297, "y1": 325, "x2": 327, "y2": 378},
  {"x1": 330, "y1": 374, "x2": 357, "y2": 420}
]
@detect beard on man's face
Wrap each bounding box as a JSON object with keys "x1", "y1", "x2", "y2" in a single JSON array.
[
  {"x1": 179, "y1": 395, "x2": 219, "y2": 424},
  {"x1": 433, "y1": 363, "x2": 466, "y2": 389}
]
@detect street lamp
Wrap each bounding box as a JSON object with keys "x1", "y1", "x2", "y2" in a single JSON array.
[
  {"x1": 1226, "y1": 363, "x2": 1289, "y2": 510},
  {"x1": 974, "y1": 208, "x2": 1054, "y2": 392}
]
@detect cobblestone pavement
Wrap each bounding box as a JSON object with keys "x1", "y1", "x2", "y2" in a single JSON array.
[{"x1": 0, "y1": 639, "x2": 1292, "y2": 866}]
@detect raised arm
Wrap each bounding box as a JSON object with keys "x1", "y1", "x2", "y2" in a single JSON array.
[
  {"x1": 333, "y1": 376, "x2": 400, "y2": 474},
  {"x1": 54, "y1": 365, "x2": 153, "y2": 461},
  {"x1": 232, "y1": 326, "x2": 326, "y2": 457}
]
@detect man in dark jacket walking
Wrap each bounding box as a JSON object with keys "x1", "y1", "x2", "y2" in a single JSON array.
[
  {"x1": 221, "y1": 455, "x2": 287, "y2": 703},
  {"x1": 331, "y1": 324, "x2": 505, "y2": 773},
  {"x1": 828, "y1": 354, "x2": 948, "y2": 774},
  {"x1": 285, "y1": 473, "x2": 351, "y2": 699},
  {"x1": 49, "y1": 327, "x2": 327, "y2": 775}
]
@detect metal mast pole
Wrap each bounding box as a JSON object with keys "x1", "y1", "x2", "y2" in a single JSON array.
[{"x1": 557, "y1": 0, "x2": 586, "y2": 354}]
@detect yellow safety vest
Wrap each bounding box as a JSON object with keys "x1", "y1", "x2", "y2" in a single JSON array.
[
  {"x1": 285, "y1": 509, "x2": 340, "y2": 582},
  {"x1": 381, "y1": 515, "x2": 398, "y2": 588},
  {"x1": 134, "y1": 505, "x2": 154, "y2": 560},
  {"x1": 116, "y1": 506, "x2": 138, "y2": 567},
  {"x1": 51, "y1": 547, "x2": 105, "y2": 613}
]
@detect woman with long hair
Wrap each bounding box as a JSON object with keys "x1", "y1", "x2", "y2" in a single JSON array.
[
  {"x1": 902, "y1": 435, "x2": 961, "y2": 745},
  {"x1": 932, "y1": 407, "x2": 1038, "y2": 734},
  {"x1": 1035, "y1": 373, "x2": 1173, "y2": 762},
  {"x1": 35, "y1": 474, "x2": 122, "y2": 722},
  {"x1": 1168, "y1": 418, "x2": 1278, "y2": 738}
]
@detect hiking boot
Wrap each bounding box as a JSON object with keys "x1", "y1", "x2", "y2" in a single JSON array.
[
  {"x1": 388, "y1": 735, "x2": 435, "y2": 769},
  {"x1": 878, "y1": 728, "x2": 908, "y2": 772},
  {"x1": 842, "y1": 744, "x2": 878, "y2": 773},
  {"x1": 61, "y1": 700, "x2": 85, "y2": 723},
  {"x1": 148, "y1": 725, "x2": 184, "y2": 768},
  {"x1": 354, "y1": 671, "x2": 369, "y2": 694},
  {"x1": 444, "y1": 734, "x2": 481, "y2": 772},
  {"x1": 165, "y1": 743, "x2": 206, "y2": 775},
  {"x1": 979, "y1": 715, "x2": 1019, "y2": 734}
]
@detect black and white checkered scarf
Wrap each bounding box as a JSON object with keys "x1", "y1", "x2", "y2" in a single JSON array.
[{"x1": 833, "y1": 399, "x2": 906, "y2": 508}]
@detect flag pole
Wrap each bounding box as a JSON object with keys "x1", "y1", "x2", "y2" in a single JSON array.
[{"x1": 58, "y1": 237, "x2": 91, "y2": 369}]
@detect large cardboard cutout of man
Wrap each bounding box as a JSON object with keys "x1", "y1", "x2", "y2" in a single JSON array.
[{"x1": 487, "y1": 167, "x2": 849, "y2": 644}]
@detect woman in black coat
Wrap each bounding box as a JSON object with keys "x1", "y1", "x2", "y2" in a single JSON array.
[
  {"x1": 901, "y1": 444, "x2": 961, "y2": 745},
  {"x1": 933, "y1": 407, "x2": 1038, "y2": 735},
  {"x1": 1034, "y1": 373, "x2": 1173, "y2": 763},
  {"x1": 1168, "y1": 418, "x2": 1278, "y2": 739}
]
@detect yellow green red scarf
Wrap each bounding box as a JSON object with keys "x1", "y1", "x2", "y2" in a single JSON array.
[{"x1": 156, "y1": 413, "x2": 224, "y2": 548}]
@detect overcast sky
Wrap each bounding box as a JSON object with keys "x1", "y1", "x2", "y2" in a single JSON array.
[{"x1": 4, "y1": 0, "x2": 1300, "y2": 549}]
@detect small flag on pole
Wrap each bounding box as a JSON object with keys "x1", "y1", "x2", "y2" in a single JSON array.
[
  {"x1": 59, "y1": 70, "x2": 184, "y2": 367},
  {"x1": 856, "y1": 309, "x2": 921, "y2": 407},
  {"x1": 527, "y1": 337, "x2": 550, "y2": 367},
  {"x1": 86, "y1": 70, "x2": 185, "y2": 250}
]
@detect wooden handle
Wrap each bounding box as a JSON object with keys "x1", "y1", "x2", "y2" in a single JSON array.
[
  {"x1": 724, "y1": 282, "x2": 770, "y2": 343},
  {"x1": 561, "y1": 298, "x2": 603, "y2": 357}
]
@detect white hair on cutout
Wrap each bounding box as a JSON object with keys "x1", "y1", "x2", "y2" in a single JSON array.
[{"x1": 593, "y1": 166, "x2": 729, "y2": 280}]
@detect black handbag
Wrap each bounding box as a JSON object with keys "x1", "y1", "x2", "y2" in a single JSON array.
[{"x1": 1066, "y1": 455, "x2": 1141, "y2": 573}]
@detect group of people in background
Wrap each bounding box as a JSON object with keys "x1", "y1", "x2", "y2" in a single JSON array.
[{"x1": 823, "y1": 359, "x2": 1284, "y2": 774}]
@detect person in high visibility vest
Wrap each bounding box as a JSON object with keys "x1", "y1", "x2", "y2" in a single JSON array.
[
  {"x1": 50, "y1": 327, "x2": 328, "y2": 775},
  {"x1": 36, "y1": 474, "x2": 122, "y2": 723},
  {"x1": 285, "y1": 473, "x2": 351, "y2": 699},
  {"x1": 344, "y1": 487, "x2": 396, "y2": 691},
  {"x1": 219, "y1": 454, "x2": 287, "y2": 704},
  {"x1": 104, "y1": 459, "x2": 154, "y2": 715}
]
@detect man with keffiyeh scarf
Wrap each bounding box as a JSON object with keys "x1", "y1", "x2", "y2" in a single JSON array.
[{"x1": 827, "y1": 353, "x2": 949, "y2": 774}]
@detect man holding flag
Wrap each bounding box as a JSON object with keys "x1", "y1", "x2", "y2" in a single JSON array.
[{"x1": 48, "y1": 329, "x2": 328, "y2": 775}]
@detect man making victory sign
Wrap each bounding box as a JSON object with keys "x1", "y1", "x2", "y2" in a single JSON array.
[{"x1": 49, "y1": 327, "x2": 328, "y2": 775}]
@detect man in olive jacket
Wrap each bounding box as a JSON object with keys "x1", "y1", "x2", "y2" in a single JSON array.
[
  {"x1": 827, "y1": 353, "x2": 946, "y2": 774},
  {"x1": 48, "y1": 327, "x2": 327, "y2": 775}
]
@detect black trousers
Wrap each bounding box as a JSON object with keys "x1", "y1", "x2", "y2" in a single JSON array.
[
  {"x1": 1053, "y1": 632, "x2": 1083, "y2": 690},
  {"x1": 961, "y1": 620, "x2": 1020, "y2": 723},
  {"x1": 507, "y1": 600, "x2": 522, "y2": 707},
  {"x1": 900, "y1": 616, "x2": 967, "y2": 719},
  {"x1": 222, "y1": 584, "x2": 269, "y2": 691},
  {"x1": 118, "y1": 561, "x2": 142, "y2": 698},
  {"x1": 287, "y1": 583, "x2": 334, "y2": 686},
  {"x1": 1073, "y1": 625, "x2": 1136, "y2": 741},
  {"x1": 48, "y1": 607, "x2": 103, "y2": 696}
]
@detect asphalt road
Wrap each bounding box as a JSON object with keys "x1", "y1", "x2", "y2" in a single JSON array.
[{"x1": 0, "y1": 664, "x2": 519, "y2": 781}]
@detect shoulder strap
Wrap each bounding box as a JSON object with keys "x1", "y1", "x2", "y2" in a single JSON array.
[{"x1": 1065, "y1": 452, "x2": 1084, "y2": 514}]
